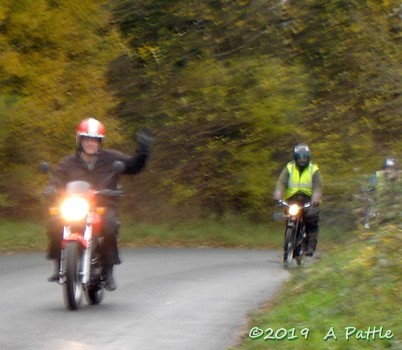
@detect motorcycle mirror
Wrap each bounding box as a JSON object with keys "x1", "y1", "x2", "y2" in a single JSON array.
[
  {"x1": 113, "y1": 160, "x2": 125, "y2": 173},
  {"x1": 39, "y1": 161, "x2": 51, "y2": 173}
]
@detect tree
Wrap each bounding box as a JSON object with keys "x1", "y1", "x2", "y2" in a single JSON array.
[
  {"x1": 276, "y1": 0, "x2": 402, "y2": 212},
  {"x1": 0, "y1": 0, "x2": 125, "y2": 215},
  {"x1": 280, "y1": 0, "x2": 402, "y2": 162},
  {"x1": 109, "y1": 0, "x2": 311, "y2": 218}
]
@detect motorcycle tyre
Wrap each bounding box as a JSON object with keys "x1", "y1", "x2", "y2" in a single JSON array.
[
  {"x1": 85, "y1": 251, "x2": 104, "y2": 305},
  {"x1": 283, "y1": 226, "x2": 295, "y2": 267},
  {"x1": 295, "y1": 225, "x2": 307, "y2": 266},
  {"x1": 63, "y1": 241, "x2": 83, "y2": 310}
]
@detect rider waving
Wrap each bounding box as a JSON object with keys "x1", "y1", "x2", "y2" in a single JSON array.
[{"x1": 44, "y1": 118, "x2": 152, "y2": 291}]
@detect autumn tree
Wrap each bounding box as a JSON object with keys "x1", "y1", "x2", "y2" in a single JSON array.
[
  {"x1": 109, "y1": 0, "x2": 311, "y2": 218},
  {"x1": 280, "y1": 0, "x2": 402, "y2": 168},
  {"x1": 0, "y1": 0, "x2": 125, "y2": 215}
]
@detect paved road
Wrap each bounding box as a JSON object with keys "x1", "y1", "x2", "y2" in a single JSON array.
[{"x1": 0, "y1": 248, "x2": 290, "y2": 350}]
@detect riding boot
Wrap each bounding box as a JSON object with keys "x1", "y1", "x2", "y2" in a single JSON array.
[
  {"x1": 104, "y1": 265, "x2": 116, "y2": 291},
  {"x1": 306, "y1": 231, "x2": 318, "y2": 256},
  {"x1": 47, "y1": 259, "x2": 60, "y2": 282}
]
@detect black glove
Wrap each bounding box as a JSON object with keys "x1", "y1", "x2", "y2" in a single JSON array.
[{"x1": 136, "y1": 128, "x2": 153, "y2": 154}]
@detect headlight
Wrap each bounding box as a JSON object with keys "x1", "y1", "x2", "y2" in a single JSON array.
[
  {"x1": 60, "y1": 197, "x2": 90, "y2": 221},
  {"x1": 288, "y1": 204, "x2": 300, "y2": 216}
]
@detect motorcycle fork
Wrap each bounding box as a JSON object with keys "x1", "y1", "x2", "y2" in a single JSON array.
[
  {"x1": 59, "y1": 224, "x2": 93, "y2": 285},
  {"x1": 287, "y1": 217, "x2": 297, "y2": 244},
  {"x1": 58, "y1": 226, "x2": 72, "y2": 284},
  {"x1": 295, "y1": 218, "x2": 304, "y2": 245},
  {"x1": 82, "y1": 222, "x2": 93, "y2": 285},
  {"x1": 59, "y1": 248, "x2": 66, "y2": 284}
]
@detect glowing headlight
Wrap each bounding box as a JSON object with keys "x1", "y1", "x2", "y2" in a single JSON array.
[
  {"x1": 288, "y1": 204, "x2": 300, "y2": 216},
  {"x1": 60, "y1": 197, "x2": 89, "y2": 221}
]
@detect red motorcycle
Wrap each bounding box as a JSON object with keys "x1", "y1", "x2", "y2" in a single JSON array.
[{"x1": 42, "y1": 162, "x2": 123, "y2": 310}]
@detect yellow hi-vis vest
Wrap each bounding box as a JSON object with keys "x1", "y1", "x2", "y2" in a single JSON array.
[
  {"x1": 375, "y1": 171, "x2": 386, "y2": 192},
  {"x1": 284, "y1": 162, "x2": 319, "y2": 199}
]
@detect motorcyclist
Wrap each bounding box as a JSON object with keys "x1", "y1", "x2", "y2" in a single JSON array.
[
  {"x1": 364, "y1": 157, "x2": 400, "y2": 228},
  {"x1": 369, "y1": 158, "x2": 398, "y2": 189},
  {"x1": 44, "y1": 117, "x2": 152, "y2": 291},
  {"x1": 273, "y1": 143, "x2": 323, "y2": 256}
]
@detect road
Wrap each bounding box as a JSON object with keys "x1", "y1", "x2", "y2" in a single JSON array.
[{"x1": 0, "y1": 248, "x2": 290, "y2": 350}]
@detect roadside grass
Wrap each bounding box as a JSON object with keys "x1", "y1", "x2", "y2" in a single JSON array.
[
  {"x1": 0, "y1": 215, "x2": 285, "y2": 253},
  {"x1": 228, "y1": 224, "x2": 401, "y2": 350},
  {"x1": 0, "y1": 215, "x2": 344, "y2": 252},
  {"x1": 0, "y1": 220, "x2": 47, "y2": 254},
  {"x1": 119, "y1": 215, "x2": 284, "y2": 249},
  {"x1": 119, "y1": 215, "x2": 347, "y2": 251}
]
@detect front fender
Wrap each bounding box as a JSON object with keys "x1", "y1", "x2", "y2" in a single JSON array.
[
  {"x1": 62, "y1": 233, "x2": 88, "y2": 249},
  {"x1": 286, "y1": 219, "x2": 296, "y2": 229}
]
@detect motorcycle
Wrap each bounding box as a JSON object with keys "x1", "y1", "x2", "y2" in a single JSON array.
[
  {"x1": 278, "y1": 200, "x2": 311, "y2": 267},
  {"x1": 41, "y1": 161, "x2": 124, "y2": 310}
]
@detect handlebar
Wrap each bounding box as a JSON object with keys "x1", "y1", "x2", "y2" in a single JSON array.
[
  {"x1": 95, "y1": 189, "x2": 124, "y2": 197},
  {"x1": 277, "y1": 200, "x2": 311, "y2": 209}
]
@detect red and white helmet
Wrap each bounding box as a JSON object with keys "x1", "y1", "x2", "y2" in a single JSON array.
[{"x1": 76, "y1": 118, "x2": 106, "y2": 144}]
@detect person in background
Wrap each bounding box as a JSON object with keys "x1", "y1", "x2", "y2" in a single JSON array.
[
  {"x1": 44, "y1": 117, "x2": 152, "y2": 291},
  {"x1": 273, "y1": 143, "x2": 323, "y2": 256},
  {"x1": 368, "y1": 157, "x2": 399, "y2": 192},
  {"x1": 364, "y1": 157, "x2": 400, "y2": 228}
]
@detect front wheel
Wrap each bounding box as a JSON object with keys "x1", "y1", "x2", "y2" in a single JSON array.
[
  {"x1": 295, "y1": 224, "x2": 307, "y2": 266},
  {"x1": 284, "y1": 226, "x2": 295, "y2": 267},
  {"x1": 63, "y1": 242, "x2": 83, "y2": 310}
]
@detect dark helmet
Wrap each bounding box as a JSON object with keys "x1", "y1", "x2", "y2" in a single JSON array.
[
  {"x1": 383, "y1": 157, "x2": 397, "y2": 170},
  {"x1": 293, "y1": 143, "x2": 311, "y2": 167}
]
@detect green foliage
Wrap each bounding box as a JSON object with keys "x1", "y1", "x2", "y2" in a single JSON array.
[
  {"x1": 109, "y1": 1, "x2": 314, "y2": 218},
  {"x1": 153, "y1": 56, "x2": 310, "y2": 216},
  {"x1": 281, "y1": 0, "x2": 402, "y2": 164},
  {"x1": 108, "y1": 0, "x2": 401, "y2": 221}
]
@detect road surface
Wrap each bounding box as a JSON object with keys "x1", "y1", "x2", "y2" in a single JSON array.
[{"x1": 0, "y1": 248, "x2": 290, "y2": 350}]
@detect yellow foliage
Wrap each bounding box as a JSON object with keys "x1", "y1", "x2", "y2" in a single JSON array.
[{"x1": 0, "y1": 51, "x2": 25, "y2": 77}]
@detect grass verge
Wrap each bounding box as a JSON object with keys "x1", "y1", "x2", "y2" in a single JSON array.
[
  {"x1": 0, "y1": 216, "x2": 285, "y2": 253},
  {"x1": 0, "y1": 220, "x2": 48, "y2": 254},
  {"x1": 119, "y1": 216, "x2": 285, "y2": 248},
  {"x1": 0, "y1": 214, "x2": 344, "y2": 252},
  {"x1": 228, "y1": 224, "x2": 401, "y2": 350}
]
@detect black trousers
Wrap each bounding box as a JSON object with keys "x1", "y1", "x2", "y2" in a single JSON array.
[
  {"x1": 46, "y1": 207, "x2": 121, "y2": 265},
  {"x1": 304, "y1": 205, "x2": 320, "y2": 250}
]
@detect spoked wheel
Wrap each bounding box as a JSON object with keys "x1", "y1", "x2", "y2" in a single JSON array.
[
  {"x1": 63, "y1": 242, "x2": 83, "y2": 310},
  {"x1": 283, "y1": 227, "x2": 295, "y2": 267},
  {"x1": 295, "y1": 225, "x2": 307, "y2": 266}
]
